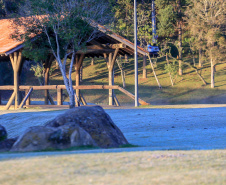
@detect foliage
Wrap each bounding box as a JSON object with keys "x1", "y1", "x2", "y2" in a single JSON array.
[
  {"x1": 164, "y1": 61, "x2": 178, "y2": 78},
  {"x1": 185, "y1": 0, "x2": 226, "y2": 87},
  {"x1": 112, "y1": 0, "x2": 152, "y2": 47},
  {"x1": 156, "y1": 4, "x2": 176, "y2": 37},
  {"x1": 0, "y1": 62, "x2": 13, "y2": 85},
  {"x1": 0, "y1": 0, "x2": 24, "y2": 18},
  {"x1": 30, "y1": 61, "x2": 53, "y2": 85},
  {"x1": 13, "y1": 0, "x2": 112, "y2": 108}
]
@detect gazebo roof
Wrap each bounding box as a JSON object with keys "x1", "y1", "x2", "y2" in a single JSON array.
[
  {"x1": 0, "y1": 18, "x2": 148, "y2": 58},
  {"x1": 0, "y1": 18, "x2": 24, "y2": 56}
]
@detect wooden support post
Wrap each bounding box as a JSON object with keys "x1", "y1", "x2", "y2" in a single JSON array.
[
  {"x1": 57, "y1": 87, "x2": 62, "y2": 105},
  {"x1": 75, "y1": 54, "x2": 85, "y2": 103},
  {"x1": 9, "y1": 50, "x2": 22, "y2": 109},
  {"x1": 143, "y1": 55, "x2": 147, "y2": 78},
  {"x1": 108, "y1": 65, "x2": 114, "y2": 106},
  {"x1": 107, "y1": 48, "x2": 119, "y2": 106},
  {"x1": 25, "y1": 89, "x2": 31, "y2": 105},
  {"x1": 19, "y1": 87, "x2": 33, "y2": 108},
  {"x1": 113, "y1": 95, "x2": 120, "y2": 107},
  {"x1": 5, "y1": 91, "x2": 16, "y2": 110},
  {"x1": 80, "y1": 94, "x2": 87, "y2": 105}
]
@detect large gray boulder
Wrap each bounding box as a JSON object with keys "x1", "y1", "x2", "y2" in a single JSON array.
[
  {"x1": 0, "y1": 124, "x2": 7, "y2": 142},
  {"x1": 11, "y1": 106, "x2": 128, "y2": 152},
  {"x1": 45, "y1": 106, "x2": 129, "y2": 148},
  {"x1": 11, "y1": 124, "x2": 96, "y2": 152}
]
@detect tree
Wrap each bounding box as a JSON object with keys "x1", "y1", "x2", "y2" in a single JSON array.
[
  {"x1": 0, "y1": 0, "x2": 24, "y2": 18},
  {"x1": 113, "y1": 0, "x2": 152, "y2": 47},
  {"x1": 185, "y1": 0, "x2": 226, "y2": 88},
  {"x1": 155, "y1": 0, "x2": 191, "y2": 75},
  {"x1": 14, "y1": 0, "x2": 111, "y2": 108}
]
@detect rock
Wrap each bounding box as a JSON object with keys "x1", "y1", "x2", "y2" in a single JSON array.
[
  {"x1": 11, "y1": 126, "x2": 56, "y2": 152},
  {"x1": 10, "y1": 106, "x2": 128, "y2": 152},
  {"x1": 45, "y1": 106, "x2": 128, "y2": 148},
  {"x1": 0, "y1": 138, "x2": 17, "y2": 152},
  {"x1": 0, "y1": 124, "x2": 7, "y2": 142},
  {"x1": 11, "y1": 125, "x2": 96, "y2": 152},
  {"x1": 48, "y1": 123, "x2": 97, "y2": 148}
]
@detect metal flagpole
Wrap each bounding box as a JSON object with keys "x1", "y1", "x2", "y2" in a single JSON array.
[{"x1": 134, "y1": 0, "x2": 139, "y2": 107}]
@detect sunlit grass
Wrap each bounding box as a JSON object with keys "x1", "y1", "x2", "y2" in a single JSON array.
[
  {"x1": 0, "y1": 150, "x2": 225, "y2": 185},
  {"x1": 16, "y1": 56, "x2": 226, "y2": 105}
]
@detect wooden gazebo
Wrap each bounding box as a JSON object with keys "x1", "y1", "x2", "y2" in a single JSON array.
[{"x1": 0, "y1": 18, "x2": 149, "y2": 109}]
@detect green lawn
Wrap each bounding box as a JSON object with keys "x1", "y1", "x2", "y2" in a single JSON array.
[{"x1": 0, "y1": 150, "x2": 225, "y2": 185}]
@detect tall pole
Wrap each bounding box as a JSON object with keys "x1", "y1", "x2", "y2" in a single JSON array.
[
  {"x1": 152, "y1": 0, "x2": 157, "y2": 44},
  {"x1": 134, "y1": 0, "x2": 139, "y2": 107}
]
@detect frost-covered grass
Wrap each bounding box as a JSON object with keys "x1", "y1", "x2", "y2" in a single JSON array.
[{"x1": 0, "y1": 150, "x2": 225, "y2": 185}]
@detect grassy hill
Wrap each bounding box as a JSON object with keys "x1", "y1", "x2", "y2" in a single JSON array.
[{"x1": 19, "y1": 55, "x2": 226, "y2": 106}]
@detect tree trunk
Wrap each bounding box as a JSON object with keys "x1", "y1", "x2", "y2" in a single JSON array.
[
  {"x1": 177, "y1": 0, "x2": 183, "y2": 76},
  {"x1": 80, "y1": 65, "x2": 83, "y2": 82},
  {"x1": 116, "y1": 58, "x2": 126, "y2": 88},
  {"x1": 91, "y1": 58, "x2": 94, "y2": 65},
  {"x1": 147, "y1": 54, "x2": 162, "y2": 89},
  {"x1": 69, "y1": 93, "x2": 75, "y2": 108},
  {"x1": 193, "y1": 55, "x2": 196, "y2": 67},
  {"x1": 199, "y1": 48, "x2": 203, "y2": 67},
  {"x1": 211, "y1": 58, "x2": 215, "y2": 88},
  {"x1": 143, "y1": 56, "x2": 147, "y2": 78},
  {"x1": 166, "y1": 53, "x2": 174, "y2": 86}
]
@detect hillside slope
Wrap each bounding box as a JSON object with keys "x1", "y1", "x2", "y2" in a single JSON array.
[{"x1": 1, "y1": 56, "x2": 226, "y2": 106}]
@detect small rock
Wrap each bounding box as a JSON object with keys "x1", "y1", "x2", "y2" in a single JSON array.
[
  {"x1": 0, "y1": 124, "x2": 7, "y2": 142},
  {"x1": 0, "y1": 138, "x2": 17, "y2": 152}
]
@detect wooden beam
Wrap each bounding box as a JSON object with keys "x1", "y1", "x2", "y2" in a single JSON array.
[
  {"x1": 0, "y1": 86, "x2": 14, "y2": 90},
  {"x1": 47, "y1": 90, "x2": 55, "y2": 105},
  {"x1": 87, "y1": 43, "x2": 126, "y2": 50},
  {"x1": 58, "y1": 85, "x2": 119, "y2": 90},
  {"x1": 111, "y1": 48, "x2": 119, "y2": 70},
  {"x1": 75, "y1": 54, "x2": 85, "y2": 102},
  {"x1": 19, "y1": 87, "x2": 33, "y2": 108},
  {"x1": 113, "y1": 95, "x2": 120, "y2": 107},
  {"x1": 21, "y1": 85, "x2": 57, "y2": 90},
  {"x1": 5, "y1": 91, "x2": 16, "y2": 110},
  {"x1": 108, "y1": 48, "x2": 119, "y2": 106},
  {"x1": 25, "y1": 89, "x2": 31, "y2": 105},
  {"x1": 117, "y1": 86, "x2": 149, "y2": 105},
  {"x1": 80, "y1": 93, "x2": 87, "y2": 106},
  {"x1": 76, "y1": 49, "x2": 114, "y2": 55}
]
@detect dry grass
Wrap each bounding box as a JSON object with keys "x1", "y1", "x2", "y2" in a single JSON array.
[{"x1": 0, "y1": 150, "x2": 225, "y2": 185}]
